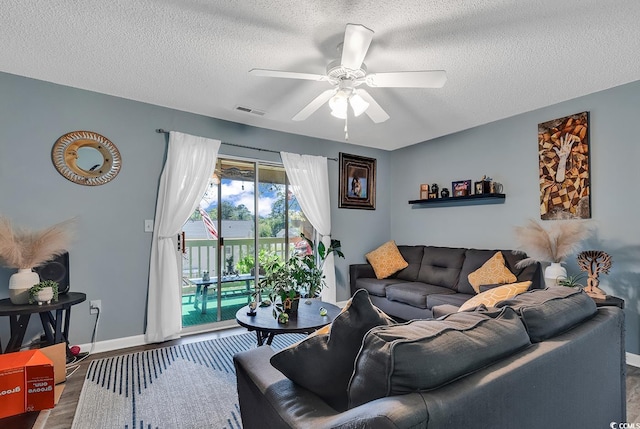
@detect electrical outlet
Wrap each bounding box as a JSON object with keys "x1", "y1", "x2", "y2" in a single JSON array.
[
  {"x1": 144, "y1": 219, "x2": 154, "y2": 232},
  {"x1": 90, "y1": 299, "x2": 102, "y2": 315}
]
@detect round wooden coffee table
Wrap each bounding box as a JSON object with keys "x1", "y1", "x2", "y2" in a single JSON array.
[{"x1": 236, "y1": 299, "x2": 340, "y2": 346}]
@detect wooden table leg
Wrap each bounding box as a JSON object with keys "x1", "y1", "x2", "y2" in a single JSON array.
[
  {"x1": 265, "y1": 333, "x2": 276, "y2": 346},
  {"x1": 39, "y1": 312, "x2": 55, "y2": 344},
  {"x1": 255, "y1": 330, "x2": 264, "y2": 346},
  {"x1": 6, "y1": 314, "x2": 31, "y2": 353}
]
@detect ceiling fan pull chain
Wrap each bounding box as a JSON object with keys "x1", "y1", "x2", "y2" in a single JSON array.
[{"x1": 344, "y1": 115, "x2": 349, "y2": 140}]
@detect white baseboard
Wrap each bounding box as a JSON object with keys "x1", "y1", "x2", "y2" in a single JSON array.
[
  {"x1": 78, "y1": 334, "x2": 147, "y2": 355},
  {"x1": 336, "y1": 300, "x2": 349, "y2": 308},
  {"x1": 627, "y1": 352, "x2": 640, "y2": 368}
]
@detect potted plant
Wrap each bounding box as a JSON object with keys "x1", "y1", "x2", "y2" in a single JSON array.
[
  {"x1": 29, "y1": 280, "x2": 59, "y2": 305},
  {"x1": 513, "y1": 219, "x2": 593, "y2": 287},
  {"x1": 0, "y1": 216, "x2": 75, "y2": 304},
  {"x1": 260, "y1": 234, "x2": 344, "y2": 320},
  {"x1": 557, "y1": 273, "x2": 586, "y2": 288}
]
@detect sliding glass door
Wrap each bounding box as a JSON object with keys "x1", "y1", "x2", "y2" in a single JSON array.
[{"x1": 180, "y1": 157, "x2": 313, "y2": 331}]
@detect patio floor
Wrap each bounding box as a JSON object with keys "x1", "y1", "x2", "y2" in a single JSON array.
[{"x1": 181, "y1": 293, "x2": 250, "y2": 327}]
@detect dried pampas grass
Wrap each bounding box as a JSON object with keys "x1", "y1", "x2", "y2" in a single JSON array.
[
  {"x1": 514, "y1": 219, "x2": 594, "y2": 268},
  {"x1": 0, "y1": 216, "x2": 76, "y2": 269}
]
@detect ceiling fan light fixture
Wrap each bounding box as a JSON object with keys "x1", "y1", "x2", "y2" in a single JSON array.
[
  {"x1": 349, "y1": 93, "x2": 369, "y2": 117},
  {"x1": 329, "y1": 91, "x2": 349, "y2": 119}
]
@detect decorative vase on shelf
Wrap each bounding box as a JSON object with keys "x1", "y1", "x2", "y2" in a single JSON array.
[
  {"x1": 544, "y1": 262, "x2": 567, "y2": 288},
  {"x1": 9, "y1": 269, "x2": 40, "y2": 305}
]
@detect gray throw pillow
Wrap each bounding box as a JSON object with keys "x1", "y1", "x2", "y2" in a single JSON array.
[
  {"x1": 270, "y1": 289, "x2": 395, "y2": 411},
  {"x1": 495, "y1": 287, "x2": 597, "y2": 342},
  {"x1": 347, "y1": 307, "x2": 530, "y2": 409}
]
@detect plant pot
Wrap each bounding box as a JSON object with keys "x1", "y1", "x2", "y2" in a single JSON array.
[
  {"x1": 9, "y1": 268, "x2": 40, "y2": 305},
  {"x1": 544, "y1": 262, "x2": 567, "y2": 288},
  {"x1": 34, "y1": 287, "x2": 54, "y2": 305}
]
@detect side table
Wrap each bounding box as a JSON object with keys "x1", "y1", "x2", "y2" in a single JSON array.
[
  {"x1": 592, "y1": 295, "x2": 625, "y2": 309},
  {"x1": 0, "y1": 292, "x2": 86, "y2": 358}
]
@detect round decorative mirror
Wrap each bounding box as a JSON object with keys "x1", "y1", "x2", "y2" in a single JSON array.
[{"x1": 52, "y1": 131, "x2": 122, "y2": 186}]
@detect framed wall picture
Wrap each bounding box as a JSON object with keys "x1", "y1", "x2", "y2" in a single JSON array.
[
  {"x1": 452, "y1": 180, "x2": 472, "y2": 197},
  {"x1": 538, "y1": 111, "x2": 591, "y2": 219},
  {"x1": 339, "y1": 152, "x2": 376, "y2": 210}
]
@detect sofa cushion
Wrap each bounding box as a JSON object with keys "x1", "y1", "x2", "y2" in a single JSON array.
[
  {"x1": 395, "y1": 245, "x2": 425, "y2": 281},
  {"x1": 458, "y1": 281, "x2": 531, "y2": 312},
  {"x1": 386, "y1": 282, "x2": 455, "y2": 309},
  {"x1": 270, "y1": 289, "x2": 395, "y2": 411},
  {"x1": 416, "y1": 246, "x2": 466, "y2": 289},
  {"x1": 467, "y1": 251, "x2": 517, "y2": 293},
  {"x1": 366, "y1": 241, "x2": 409, "y2": 279},
  {"x1": 354, "y1": 277, "x2": 405, "y2": 297},
  {"x1": 427, "y1": 293, "x2": 474, "y2": 309},
  {"x1": 347, "y1": 307, "x2": 531, "y2": 408},
  {"x1": 495, "y1": 287, "x2": 597, "y2": 342}
]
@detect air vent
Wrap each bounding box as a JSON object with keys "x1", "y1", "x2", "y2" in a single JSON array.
[{"x1": 235, "y1": 105, "x2": 265, "y2": 116}]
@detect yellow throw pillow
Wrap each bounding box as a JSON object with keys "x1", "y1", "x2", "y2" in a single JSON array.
[
  {"x1": 467, "y1": 251, "x2": 517, "y2": 293},
  {"x1": 365, "y1": 241, "x2": 409, "y2": 279},
  {"x1": 458, "y1": 281, "x2": 532, "y2": 312}
]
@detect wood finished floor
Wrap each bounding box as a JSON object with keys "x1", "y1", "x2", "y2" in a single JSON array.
[{"x1": 4, "y1": 328, "x2": 640, "y2": 429}]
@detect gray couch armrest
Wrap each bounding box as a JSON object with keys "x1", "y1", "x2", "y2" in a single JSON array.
[
  {"x1": 234, "y1": 345, "x2": 429, "y2": 429},
  {"x1": 516, "y1": 262, "x2": 543, "y2": 289},
  {"x1": 349, "y1": 263, "x2": 376, "y2": 295},
  {"x1": 419, "y1": 307, "x2": 625, "y2": 429}
]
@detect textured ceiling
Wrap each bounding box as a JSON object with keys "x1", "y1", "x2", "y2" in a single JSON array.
[{"x1": 2, "y1": 1, "x2": 639, "y2": 150}]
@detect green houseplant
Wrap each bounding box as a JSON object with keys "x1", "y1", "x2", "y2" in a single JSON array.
[
  {"x1": 557, "y1": 273, "x2": 585, "y2": 288},
  {"x1": 29, "y1": 280, "x2": 59, "y2": 305},
  {"x1": 259, "y1": 234, "x2": 344, "y2": 320}
]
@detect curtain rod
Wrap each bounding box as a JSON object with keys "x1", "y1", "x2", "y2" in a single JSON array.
[{"x1": 155, "y1": 129, "x2": 338, "y2": 161}]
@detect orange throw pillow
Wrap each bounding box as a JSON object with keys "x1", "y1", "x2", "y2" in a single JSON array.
[
  {"x1": 365, "y1": 241, "x2": 409, "y2": 279},
  {"x1": 459, "y1": 281, "x2": 532, "y2": 312},
  {"x1": 467, "y1": 251, "x2": 517, "y2": 293}
]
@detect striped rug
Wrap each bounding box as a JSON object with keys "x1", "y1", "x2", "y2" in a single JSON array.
[{"x1": 71, "y1": 332, "x2": 305, "y2": 429}]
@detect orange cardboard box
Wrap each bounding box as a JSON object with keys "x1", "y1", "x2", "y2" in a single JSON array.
[{"x1": 0, "y1": 349, "x2": 55, "y2": 419}]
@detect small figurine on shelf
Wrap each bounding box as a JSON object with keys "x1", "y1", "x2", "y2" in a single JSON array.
[
  {"x1": 420, "y1": 184, "x2": 430, "y2": 200},
  {"x1": 441, "y1": 188, "x2": 450, "y2": 198},
  {"x1": 202, "y1": 271, "x2": 210, "y2": 282},
  {"x1": 431, "y1": 183, "x2": 439, "y2": 198}
]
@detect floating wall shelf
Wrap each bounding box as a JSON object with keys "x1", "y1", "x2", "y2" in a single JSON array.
[{"x1": 408, "y1": 193, "x2": 506, "y2": 206}]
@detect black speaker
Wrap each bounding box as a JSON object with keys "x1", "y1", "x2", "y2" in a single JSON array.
[{"x1": 34, "y1": 252, "x2": 70, "y2": 294}]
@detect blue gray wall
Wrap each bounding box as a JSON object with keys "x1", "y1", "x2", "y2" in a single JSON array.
[
  {"x1": 0, "y1": 72, "x2": 391, "y2": 346},
  {"x1": 391, "y1": 80, "x2": 640, "y2": 354},
  {"x1": 2, "y1": 70, "x2": 638, "y2": 356}
]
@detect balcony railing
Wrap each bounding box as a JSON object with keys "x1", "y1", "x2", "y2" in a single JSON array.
[{"x1": 183, "y1": 237, "x2": 289, "y2": 278}]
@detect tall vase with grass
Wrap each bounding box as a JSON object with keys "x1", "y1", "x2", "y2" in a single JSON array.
[
  {"x1": 0, "y1": 216, "x2": 74, "y2": 304},
  {"x1": 513, "y1": 219, "x2": 593, "y2": 288}
]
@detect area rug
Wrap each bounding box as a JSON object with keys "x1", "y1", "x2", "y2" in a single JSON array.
[{"x1": 71, "y1": 332, "x2": 305, "y2": 429}]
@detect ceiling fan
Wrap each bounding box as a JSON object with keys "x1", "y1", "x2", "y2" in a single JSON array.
[{"x1": 249, "y1": 23, "x2": 447, "y2": 125}]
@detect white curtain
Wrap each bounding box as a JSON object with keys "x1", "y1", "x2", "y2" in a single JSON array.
[
  {"x1": 145, "y1": 132, "x2": 220, "y2": 343},
  {"x1": 280, "y1": 152, "x2": 336, "y2": 303}
]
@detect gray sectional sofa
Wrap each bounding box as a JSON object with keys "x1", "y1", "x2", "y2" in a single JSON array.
[
  {"x1": 349, "y1": 245, "x2": 543, "y2": 320},
  {"x1": 234, "y1": 288, "x2": 626, "y2": 429}
]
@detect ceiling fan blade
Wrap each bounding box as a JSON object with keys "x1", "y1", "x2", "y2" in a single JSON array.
[
  {"x1": 341, "y1": 24, "x2": 374, "y2": 71},
  {"x1": 366, "y1": 70, "x2": 447, "y2": 88},
  {"x1": 357, "y1": 89, "x2": 390, "y2": 123},
  {"x1": 292, "y1": 89, "x2": 336, "y2": 121},
  {"x1": 249, "y1": 68, "x2": 328, "y2": 81}
]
